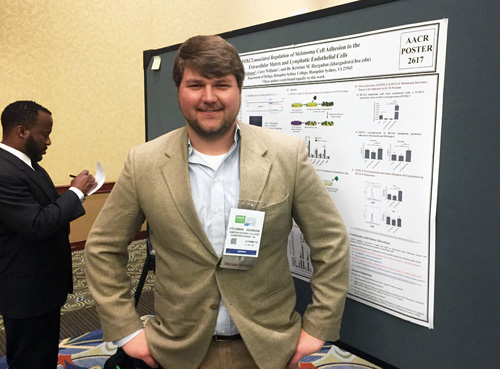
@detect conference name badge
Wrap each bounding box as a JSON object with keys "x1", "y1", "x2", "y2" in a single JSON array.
[{"x1": 220, "y1": 208, "x2": 265, "y2": 270}]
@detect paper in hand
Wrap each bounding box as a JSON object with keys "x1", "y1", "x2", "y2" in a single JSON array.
[{"x1": 87, "y1": 161, "x2": 105, "y2": 196}]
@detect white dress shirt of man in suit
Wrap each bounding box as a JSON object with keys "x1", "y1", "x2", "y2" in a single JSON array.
[
  {"x1": 0, "y1": 100, "x2": 96, "y2": 369},
  {"x1": 84, "y1": 35, "x2": 350, "y2": 369}
]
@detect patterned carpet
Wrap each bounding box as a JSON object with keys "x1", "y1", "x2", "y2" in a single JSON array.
[
  {"x1": 0, "y1": 239, "x2": 155, "y2": 355},
  {"x1": 62, "y1": 239, "x2": 155, "y2": 314},
  {"x1": 0, "y1": 239, "x2": 382, "y2": 368},
  {"x1": 1, "y1": 326, "x2": 381, "y2": 369}
]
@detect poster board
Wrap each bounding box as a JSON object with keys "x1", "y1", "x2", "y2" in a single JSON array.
[
  {"x1": 238, "y1": 19, "x2": 447, "y2": 330},
  {"x1": 143, "y1": 0, "x2": 500, "y2": 367}
]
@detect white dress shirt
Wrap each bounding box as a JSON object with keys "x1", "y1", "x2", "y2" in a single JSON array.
[
  {"x1": 187, "y1": 128, "x2": 241, "y2": 336},
  {"x1": 117, "y1": 126, "x2": 241, "y2": 346}
]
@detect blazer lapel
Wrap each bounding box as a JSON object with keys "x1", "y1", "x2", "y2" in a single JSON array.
[
  {"x1": 159, "y1": 129, "x2": 215, "y2": 253},
  {"x1": 31, "y1": 162, "x2": 58, "y2": 200},
  {"x1": 238, "y1": 123, "x2": 272, "y2": 210}
]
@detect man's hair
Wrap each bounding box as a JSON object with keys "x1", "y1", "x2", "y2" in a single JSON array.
[
  {"x1": 1, "y1": 100, "x2": 51, "y2": 133},
  {"x1": 172, "y1": 35, "x2": 245, "y2": 90}
]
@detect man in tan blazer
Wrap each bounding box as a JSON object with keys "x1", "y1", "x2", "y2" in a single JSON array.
[{"x1": 85, "y1": 35, "x2": 349, "y2": 369}]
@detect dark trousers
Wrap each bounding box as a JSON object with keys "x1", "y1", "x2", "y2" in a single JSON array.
[{"x1": 3, "y1": 309, "x2": 61, "y2": 369}]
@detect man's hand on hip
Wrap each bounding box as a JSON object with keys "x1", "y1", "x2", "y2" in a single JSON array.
[
  {"x1": 122, "y1": 329, "x2": 159, "y2": 368},
  {"x1": 285, "y1": 329, "x2": 325, "y2": 369}
]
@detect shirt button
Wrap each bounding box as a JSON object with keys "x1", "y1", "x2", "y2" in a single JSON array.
[
  {"x1": 214, "y1": 178, "x2": 219, "y2": 183},
  {"x1": 215, "y1": 208, "x2": 221, "y2": 214}
]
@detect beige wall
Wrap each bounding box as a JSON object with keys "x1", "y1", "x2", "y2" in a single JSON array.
[
  {"x1": 0, "y1": 0, "x2": 355, "y2": 185},
  {"x1": 68, "y1": 191, "x2": 108, "y2": 243}
]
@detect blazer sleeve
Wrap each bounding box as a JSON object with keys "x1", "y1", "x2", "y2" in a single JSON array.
[
  {"x1": 0, "y1": 168, "x2": 85, "y2": 241},
  {"x1": 291, "y1": 138, "x2": 350, "y2": 342},
  {"x1": 84, "y1": 146, "x2": 146, "y2": 342}
]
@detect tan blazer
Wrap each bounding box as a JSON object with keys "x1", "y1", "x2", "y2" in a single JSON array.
[{"x1": 85, "y1": 122, "x2": 349, "y2": 369}]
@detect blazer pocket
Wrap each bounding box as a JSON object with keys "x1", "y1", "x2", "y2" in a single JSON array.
[
  {"x1": 153, "y1": 290, "x2": 203, "y2": 339},
  {"x1": 263, "y1": 282, "x2": 295, "y2": 301},
  {"x1": 155, "y1": 289, "x2": 177, "y2": 307},
  {"x1": 260, "y1": 193, "x2": 292, "y2": 235},
  {"x1": 260, "y1": 193, "x2": 289, "y2": 212},
  {"x1": 258, "y1": 283, "x2": 297, "y2": 329}
]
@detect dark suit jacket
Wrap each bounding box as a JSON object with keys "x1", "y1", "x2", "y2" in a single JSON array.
[{"x1": 0, "y1": 148, "x2": 85, "y2": 319}]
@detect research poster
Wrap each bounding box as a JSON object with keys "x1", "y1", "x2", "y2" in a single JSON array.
[{"x1": 238, "y1": 20, "x2": 448, "y2": 328}]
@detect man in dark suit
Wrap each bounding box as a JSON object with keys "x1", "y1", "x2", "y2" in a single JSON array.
[{"x1": 0, "y1": 101, "x2": 96, "y2": 369}]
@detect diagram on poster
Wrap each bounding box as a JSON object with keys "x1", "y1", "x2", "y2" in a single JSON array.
[{"x1": 238, "y1": 20, "x2": 448, "y2": 328}]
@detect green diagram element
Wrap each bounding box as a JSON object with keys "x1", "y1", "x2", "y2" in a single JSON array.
[
  {"x1": 323, "y1": 177, "x2": 339, "y2": 186},
  {"x1": 291, "y1": 100, "x2": 334, "y2": 108}
]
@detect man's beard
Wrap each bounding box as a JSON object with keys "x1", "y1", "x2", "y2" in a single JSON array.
[
  {"x1": 25, "y1": 134, "x2": 43, "y2": 162},
  {"x1": 186, "y1": 114, "x2": 236, "y2": 141}
]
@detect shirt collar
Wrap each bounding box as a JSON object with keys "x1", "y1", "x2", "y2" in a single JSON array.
[
  {"x1": 0, "y1": 142, "x2": 34, "y2": 170},
  {"x1": 188, "y1": 123, "x2": 241, "y2": 158}
]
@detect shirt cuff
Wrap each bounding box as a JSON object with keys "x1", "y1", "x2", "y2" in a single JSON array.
[
  {"x1": 115, "y1": 328, "x2": 143, "y2": 347},
  {"x1": 69, "y1": 187, "x2": 85, "y2": 203}
]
